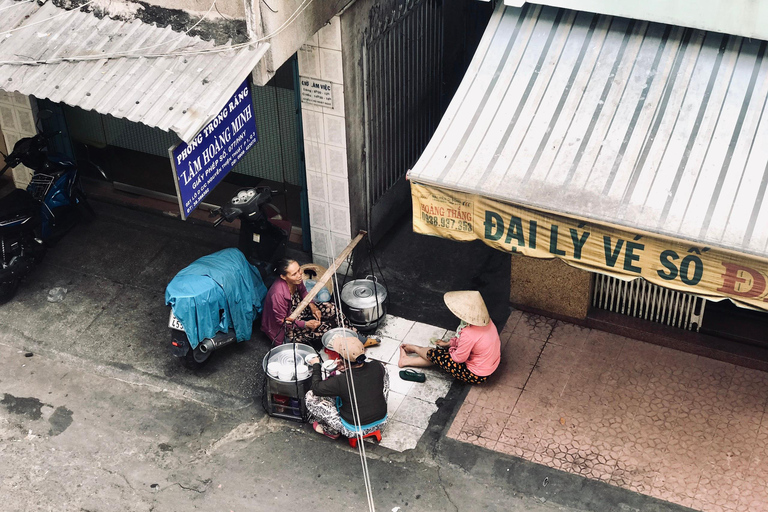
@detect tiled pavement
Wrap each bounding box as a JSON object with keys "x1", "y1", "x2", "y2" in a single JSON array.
[
  {"x1": 447, "y1": 310, "x2": 768, "y2": 512},
  {"x1": 327, "y1": 314, "x2": 455, "y2": 452}
]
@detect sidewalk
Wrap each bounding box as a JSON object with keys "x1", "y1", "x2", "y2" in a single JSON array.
[
  {"x1": 447, "y1": 310, "x2": 768, "y2": 512},
  {"x1": 317, "y1": 314, "x2": 456, "y2": 452}
]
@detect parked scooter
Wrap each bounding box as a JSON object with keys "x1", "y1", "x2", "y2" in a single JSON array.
[
  {"x1": 213, "y1": 186, "x2": 290, "y2": 281},
  {"x1": 0, "y1": 127, "x2": 98, "y2": 303},
  {"x1": 165, "y1": 186, "x2": 290, "y2": 367}
]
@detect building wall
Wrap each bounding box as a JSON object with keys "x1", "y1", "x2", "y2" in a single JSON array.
[
  {"x1": 339, "y1": 0, "x2": 393, "y2": 237},
  {"x1": 252, "y1": 0, "x2": 349, "y2": 85},
  {"x1": 0, "y1": 91, "x2": 37, "y2": 188},
  {"x1": 509, "y1": 254, "x2": 593, "y2": 320},
  {"x1": 297, "y1": 17, "x2": 352, "y2": 270},
  {"x1": 138, "y1": 0, "x2": 245, "y2": 18}
]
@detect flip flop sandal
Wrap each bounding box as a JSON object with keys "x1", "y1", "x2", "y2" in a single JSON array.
[
  {"x1": 399, "y1": 369, "x2": 426, "y2": 383},
  {"x1": 313, "y1": 421, "x2": 340, "y2": 440}
]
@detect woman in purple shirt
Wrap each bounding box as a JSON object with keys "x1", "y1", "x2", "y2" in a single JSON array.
[{"x1": 261, "y1": 259, "x2": 349, "y2": 347}]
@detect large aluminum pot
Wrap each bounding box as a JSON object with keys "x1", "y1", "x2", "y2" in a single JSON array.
[
  {"x1": 262, "y1": 343, "x2": 316, "y2": 384},
  {"x1": 340, "y1": 276, "x2": 388, "y2": 325}
]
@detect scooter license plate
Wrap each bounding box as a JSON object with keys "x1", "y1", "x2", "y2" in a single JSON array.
[{"x1": 168, "y1": 310, "x2": 185, "y2": 331}]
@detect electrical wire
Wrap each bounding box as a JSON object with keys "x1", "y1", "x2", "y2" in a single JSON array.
[
  {"x1": 329, "y1": 244, "x2": 376, "y2": 512},
  {"x1": 96, "y1": 0, "x2": 221, "y2": 58},
  {"x1": 0, "y1": 0, "x2": 35, "y2": 14},
  {"x1": 0, "y1": 0, "x2": 96, "y2": 37},
  {"x1": 0, "y1": 0, "x2": 315, "y2": 64}
]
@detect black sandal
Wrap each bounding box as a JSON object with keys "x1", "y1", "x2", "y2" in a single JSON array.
[{"x1": 399, "y1": 369, "x2": 426, "y2": 383}]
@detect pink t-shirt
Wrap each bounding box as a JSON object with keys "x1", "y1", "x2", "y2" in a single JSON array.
[{"x1": 448, "y1": 320, "x2": 501, "y2": 377}]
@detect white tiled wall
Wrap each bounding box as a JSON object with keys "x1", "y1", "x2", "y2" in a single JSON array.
[
  {"x1": 298, "y1": 17, "x2": 352, "y2": 271},
  {"x1": 0, "y1": 91, "x2": 37, "y2": 188}
]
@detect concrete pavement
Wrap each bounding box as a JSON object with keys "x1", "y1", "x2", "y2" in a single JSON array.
[{"x1": 1, "y1": 336, "x2": 592, "y2": 512}]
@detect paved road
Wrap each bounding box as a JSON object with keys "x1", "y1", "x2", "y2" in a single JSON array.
[
  {"x1": 0, "y1": 200, "x2": 271, "y2": 408},
  {"x1": 0, "y1": 200, "x2": 687, "y2": 511},
  {"x1": 0, "y1": 338, "x2": 589, "y2": 512}
]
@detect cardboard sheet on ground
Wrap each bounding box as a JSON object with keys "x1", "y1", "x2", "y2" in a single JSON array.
[{"x1": 165, "y1": 248, "x2": 268, "y2": 348}]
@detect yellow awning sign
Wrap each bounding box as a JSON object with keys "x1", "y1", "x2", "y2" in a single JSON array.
[{"x1": 411, "y1": 182, "x2": 768, "y2": 312}]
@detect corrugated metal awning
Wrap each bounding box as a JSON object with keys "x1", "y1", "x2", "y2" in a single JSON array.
[
  {"x1": 0, "y1": 0, "x2": 269, "y2": 142},
  {"x1": 410, "y1": 2, "x2": 768, "y2": 261}
]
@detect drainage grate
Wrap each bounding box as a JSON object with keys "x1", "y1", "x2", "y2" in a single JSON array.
[{"x1": 592, "y1": 274, "x2": 706, "y2": 331}]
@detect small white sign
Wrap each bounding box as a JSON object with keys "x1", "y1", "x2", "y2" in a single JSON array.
[{"x1": 300, "y1": 77, "x2": 333, "y2": 108}]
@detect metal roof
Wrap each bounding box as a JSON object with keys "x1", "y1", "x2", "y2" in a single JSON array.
[
  {"x1": 0, "y1": 0, "x2": 268, "y2": 142},
  {"x1": 410, "y1": 3, "x2": 768, "y2": 260}
]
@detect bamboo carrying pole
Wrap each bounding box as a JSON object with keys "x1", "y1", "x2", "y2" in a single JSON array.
[{"x1": 286, "y1": 231, "x2": 366, "y2": 322}]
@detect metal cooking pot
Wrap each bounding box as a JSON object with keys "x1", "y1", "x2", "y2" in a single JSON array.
[
  {"x1": 321, "y1": 327, "x2": 361, "y2": 349},
  {"x1": 340, "y1": 276, "x2": 388, "y2": 326},
  {"x1": 262, "y1": 343, "x2": 316, "y2": 383}
]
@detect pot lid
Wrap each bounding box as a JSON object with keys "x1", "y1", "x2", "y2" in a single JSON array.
[{"x1": 341, "y1": 278, "x2": 388, "y2": 309}]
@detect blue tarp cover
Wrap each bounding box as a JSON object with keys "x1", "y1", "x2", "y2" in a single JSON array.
[{"x1": 165, "y1": 248, "x2": 268, "y2": 349}]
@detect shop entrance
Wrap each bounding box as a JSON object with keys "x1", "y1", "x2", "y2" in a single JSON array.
[
  {"x1": 49, "y1": 58, "x2": 308, "y2": 248},
  {"x1": 700, "y1": 299, "x2": 768, "y2": 350}
]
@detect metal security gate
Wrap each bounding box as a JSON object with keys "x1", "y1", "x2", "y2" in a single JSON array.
[
  {"x1": 593, "y1": 274, "x2": 706, "y2": 331},
  {"x1": 363, "y1": 0, "x2": 444, "y2": 242}
]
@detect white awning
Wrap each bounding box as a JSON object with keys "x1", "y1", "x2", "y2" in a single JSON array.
[
  {"x1": 410, "y1": 2, "x2": 768, "y2": 261},
  {"x1": 0, "y1": 0, "x2": 269, "y2": 143}
]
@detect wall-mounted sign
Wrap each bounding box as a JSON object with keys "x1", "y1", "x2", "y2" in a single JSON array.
[
  {"x1": 412, "y1": 181, "x2": 768, "y2": 312},
  {"x1": 169, "y1": 80, "x2": 258, "y2": 219},
  {"x1": 300, "y1": 77, "x2": 333, "y2": 108}
]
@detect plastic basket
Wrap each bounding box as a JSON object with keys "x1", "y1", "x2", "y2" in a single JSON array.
[{"x1": 28, "y1": 174, "x2": 54, "y2": 201}]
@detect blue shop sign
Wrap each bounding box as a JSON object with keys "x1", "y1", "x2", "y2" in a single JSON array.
[{"x1": 170, "y1": 80, "x2": 258, "y2": 219}]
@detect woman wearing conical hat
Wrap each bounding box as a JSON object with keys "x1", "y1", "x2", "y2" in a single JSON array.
[{"x1": 398, "y1": 291, "x2": 500, "y2": 384}]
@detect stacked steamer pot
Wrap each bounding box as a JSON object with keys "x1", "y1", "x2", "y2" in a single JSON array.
[
  {"x1": 340, "y1": 276, "x2": 387, "y2": 333},
  {"x1": 262, "y1": 343, "x2": 316, "y2": 421}
]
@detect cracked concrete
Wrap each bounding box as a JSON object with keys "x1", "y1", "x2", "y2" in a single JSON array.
[{"x1": 0, "y1": 335, "x2": 587, "y2": 511}]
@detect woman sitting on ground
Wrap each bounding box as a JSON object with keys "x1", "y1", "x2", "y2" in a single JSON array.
[
  {"x1": 399, "y1": 290, "x2": 500, "y2": 384},
  {"x1": 261, "y1": 259, "x2": 350, "y2": 348},
  {"x1": 306, "y1": 336, "x2": 388, "y2": 439}
]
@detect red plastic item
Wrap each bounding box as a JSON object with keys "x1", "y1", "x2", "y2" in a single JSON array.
[
  {"x1": 348, "y1": 429, "x2": 382, "y2": 448},
  {"x1": 324, "y1": 348, "x2": 339, "y2": 359}
]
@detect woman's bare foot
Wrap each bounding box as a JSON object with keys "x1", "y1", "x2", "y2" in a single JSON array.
[{"x1": 398, "y1": 345, "x2": 411, "y2": 368}]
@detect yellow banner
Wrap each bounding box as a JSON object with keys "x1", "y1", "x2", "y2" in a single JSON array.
[{"x1": 412, "y1": 182, "x2": 768, "y2": 312}]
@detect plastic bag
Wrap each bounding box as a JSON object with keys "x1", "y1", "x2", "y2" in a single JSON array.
[
  {"x1": 304, "y1": 279, "x2": 331, "y2": 302},
  {"x1": 47, "y1": 287, "x2": 68, "y2": 303}
]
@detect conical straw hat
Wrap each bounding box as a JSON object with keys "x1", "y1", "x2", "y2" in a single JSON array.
[
  {"x1": 443, "y1": 291, "x2": 490, "y2": 326},
  {"x1": 331, "y1": 336, "x2": 365, "y2": 362}
]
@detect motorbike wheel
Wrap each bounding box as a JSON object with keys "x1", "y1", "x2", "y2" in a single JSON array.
[
  {"x1": 0, "y1": 279, "x2": 20, "y2": 305},
  {"x1": 183, "y1": 345, "x2": 211, "y2": 368},
  {"x1": 73, "y1": 188, "x2": 97, "y2": 220}
]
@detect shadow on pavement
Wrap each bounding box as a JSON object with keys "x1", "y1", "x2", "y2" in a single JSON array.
[{"x1": 360, "y1": 212, "x2": 512, "y2": 331}]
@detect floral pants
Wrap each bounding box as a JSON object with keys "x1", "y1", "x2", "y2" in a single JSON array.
[
  {"x1": 305, "y1": 372, "x2": 389, "y2": 437},
  {"x1": 427, "y1": 347, "x2": 488, "y2": 384}
]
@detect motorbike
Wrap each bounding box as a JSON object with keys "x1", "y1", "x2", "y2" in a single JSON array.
[
  {"x1": 165, "y1": 186, "x2": 290, "y2": 367},
  {"x1": 213, "y1": 186, "x2": 290, "y2": 281},
  {"x1": 0, "y1": 129, "x2": 97, "y2": 303}
]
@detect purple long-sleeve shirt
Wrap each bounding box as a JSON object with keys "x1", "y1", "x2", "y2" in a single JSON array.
[{"x1": 261, "y1": 279, "x2": 309, "y2": 344}]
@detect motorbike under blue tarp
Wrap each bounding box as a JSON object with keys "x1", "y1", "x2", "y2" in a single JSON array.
[{"x1": 165, "y1": 248, "x2": 268, "y2": 349}]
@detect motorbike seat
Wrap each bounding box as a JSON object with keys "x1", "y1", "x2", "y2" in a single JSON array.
[{"x1": 0, "y1": 189, "x2": 39, "y2": 221}]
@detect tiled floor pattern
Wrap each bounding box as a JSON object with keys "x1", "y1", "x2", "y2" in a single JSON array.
[
  {"x1": 448, "y1": 311, "x2": 768, "y2": 512},
  {"x1": 332, "y1": 315, "x2": 455, "y2": 452}
]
